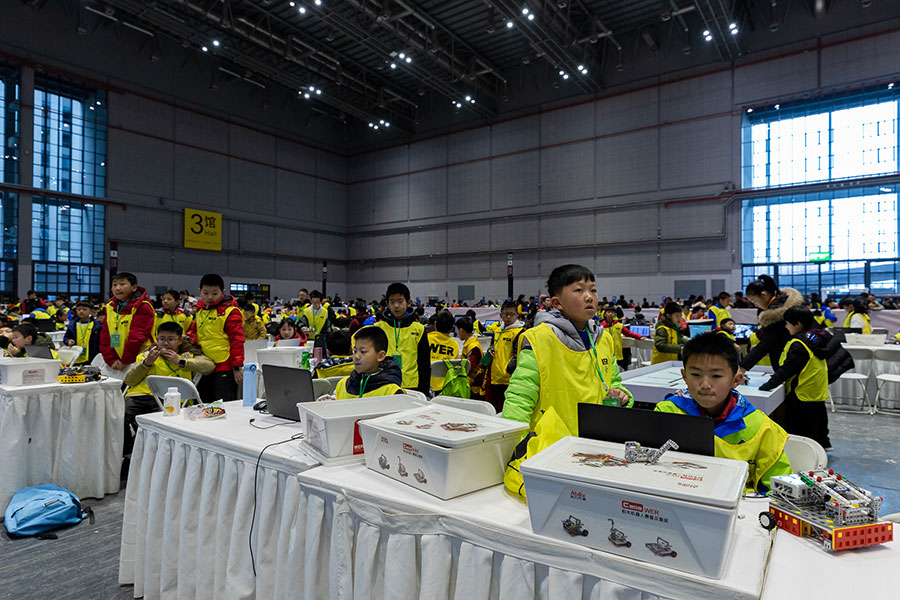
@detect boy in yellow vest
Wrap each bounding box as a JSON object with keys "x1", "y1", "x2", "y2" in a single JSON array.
[
  {"x1": 503, "y1": 264, "x2": 633, "y2": 436},
  {"x1": 298, "y1": 289, "x2": 335, "y2": 341},
  {"x1": 759, "y1": 307, "x2": 832, "y2": 449},
  {"x1": 63, "y1": 301, "x2": 102, "y2": 364},
  {"x1": 123, "y1": 321, "x2": 215, "y2": 455},
  {"x1": 153, "y1": 289, "x2": 193, "y2": 341},
  {"x1": 241, "y1": 304, "x2": 268, "y2": 340},
  {"x1": 456, "y1": 317, "x2": 486, "y2": 399},
  {"x1": 651, "y1": 302, "x2": 685, "y2": 364},
  {"x1": 315, "y1": 331, "x2": 355, "y2": 379},
  {"x1": 600, "y1": 306, "x2": 644, "y2": 371},
  {"x1": 485, "y1": 300, "x2": 525, "y2": 412},
  {"x1": 332, "y1": 327, "x2": 404, "y2": 399},
  {"x1": 427, "y1": 311, "x2": 461, "y2": 392},
  {"x1": 358, "y1": 282, "x2": 430, "y2": 396},
  {"x1": 656, "y1": 332, "x2": 792, "y2": 495},
  {"x1": 706, "y1": 292, "x2": 733, "y2": 328},
  {"x1": 99, "y1": 272, "x2": 156, "y2": 374},
  {"x1": 187, "y1": 273, "x2": 245, "y2": 403}
]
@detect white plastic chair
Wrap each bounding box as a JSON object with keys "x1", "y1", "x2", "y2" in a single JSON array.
[
  {"x1": 783, "y1": 435, "x2": 828, "y2": 471},
  {"x1": 477, "y1": 336, "x2": 493, "y2": 352},
  {"x1": 326, "y1": 375, "x2": 347, "y2": 387},
  {"x1": 402, "y1": 389, "x2": 428, "y2": 403},
  {"x1": 312, "y1": 378, "x2": 335, "y2": 398},
  {"x1": 145, "y1": 375, "x2": 203, "y2": 411},
  {"x1": 429, "y1": 359, "x2": 470, "y2": 379},
  {"x1": 871, "y1": 349, "x2": 900, "y2": 416},
  {"x1": 634, "y1": 338, "x2": 654, "y2": 367},
  {"x1": 830, "y1": 347, "x2": 873, "y2": 413},
  {"x1": 431, "y1": 395, "x2": 496, "y2": 416}
]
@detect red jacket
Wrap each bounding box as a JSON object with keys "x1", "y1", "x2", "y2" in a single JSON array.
[
  {"x1": 600, "y1": 319, "x2": 644, "y2": 339},
  {"x1": 99, "y1": 286, "x2": 156, "y2": 366},
  {"x1": 188, "y1": 294, "x2": 245, "y2": 372}
]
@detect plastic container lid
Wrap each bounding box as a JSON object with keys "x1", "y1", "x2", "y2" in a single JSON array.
[
  {"x1": 520, "y1": 436, "x2": 747, "y2": 509},
  {"x1": 364, "y1": 405, "x2": 528, "y2": 449}
]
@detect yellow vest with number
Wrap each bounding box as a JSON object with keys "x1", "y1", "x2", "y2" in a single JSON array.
[
  {"x1": 491, "y1": 326, "x2": 523, "y2": 386},
  {"x1": 153, "y1": 311, "x2": 193, "y2": 340},
  {"x1": 428, "y1": 330, "x2": 460, "y2": 391},
  {"x1": 367, "y1": 320, "x2": 425, "y2": 388},
  {"x1": 605, "y1": 321, "x2": 625, "y2": 360},
  {"x1": 779, "y1": 338, "x2": 828, "y2": 402},
  {"x1": 126, "y1": 351, "x2": 195, "y2": 398},
  {"x1": 651, "y1": 324, "x2": 679, "y2": 364},
  {"x1": 196, "y1": 306, "x2": 238, "y2": 363},
  {"x1": 74, "y1": 321, "x2": 95, "y2": 364},
  {"x1": 656, "y1": 400, "x2": 789, "y2": 493},
  {"x1": 523, "y1": 324, "x2": 625, "y2": 434},
  {"x1": 334, "y1": 377, "x2": 402, "y2": 399},
  {"x1": 842, "y1": 311, "x2": 872, "y2": 334},
  {"x1": 105, "y1": 302, "x2": 154, "y2": 359},
  {"x1": 303, "y1": 306, "x2": 329, "y2": 338},
  {"x1": 708, "y1": 304, "x2": 732, "y2": 327}
]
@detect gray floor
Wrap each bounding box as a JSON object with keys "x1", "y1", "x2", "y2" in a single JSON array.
[{"x1": 1, "y1": 411, "x2": 898, "y2": 600}]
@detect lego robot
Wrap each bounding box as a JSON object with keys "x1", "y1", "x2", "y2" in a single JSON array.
[
  {"x1": 607, "y1": 519, "x2": 631, "y2": 548},
  {"x1": 562, "y1": 515, "x2": 589, "y2": 537},
  {"x1": 759, "y1": 469, "x2": 894, "y2": 551},
  {"x1": 645, "y1": 536, "x2": 677, "y2": 557},
  {"x1": 624, "y1": 439, "x2": 679, "y2": 464}
]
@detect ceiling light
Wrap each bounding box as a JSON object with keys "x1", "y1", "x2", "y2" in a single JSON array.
[
  {"x1": 889, "y1": 83, "x2": 895, "y2": 89},
  {"x1": 309, "y1": 85, "x2": 315, "y2": 91},
  {"x1": 581, "y1": 68, "x2": 588, "y2": 75},
  {"x1": 405, "y1": 56, "x2": 412, "y2": 63},
  {"x1": 558, "y1": 70, "x2": 564, "y2": 76},
  {"x1": 522, "y1": 7, "x2": 529, "y2": 15},
  {"x1": 731, "y1": 28, "x2": 738, "y2": 35},
  {"x1": 506, "y1": 20, "x2": 514, "y2": 28},
  {"x1": 212, "y1": 40, "x2": 220, "y2": 46},
  {"x1": 729, "y1": 22, "x2": 737, "y2": 30},
  {"x1": 368, "y1": 122, "x2": 374, "y2": 127},
  {"x1": 465, "y1": 95, "x2": 471, "y2": 101},
  {"x1": 390, "y1": 62, "x2": 397, "y2": 69},
  {"x1": 747, "y1": 108, "x2": 753, "y2": 113},
  {"x1": 562, "y1": 73, "x2": 569, "y2": 79},
  {"x1": 379, "y1": 119, "x2": 385, "y2": 124},
  {"x1": 469, "y1": 98, "x2": 475, "y2": 104},
  {"x1": 289, "y1": 1, "x2": 295, "y2": 5},
  {"x1": 314, "y1": 0, "x2": 322, "y2": 5},
  {"x1": 702, "y1": 30, "x2": 710, "y2": 36},
  {"x1": 527, "y1": 13, "x2": 534, "y2": 20},
  {"x1": 704, "y1": 35, "x2": 713, "y2": 42},
  {"x1": 374, "y1": 125, "x2": 379, "y2": 129},
  {"x1": 201, "y1": 46, "x2": 208, "y2": 52},
  {"x1": 399, "y1": 52, "x2": 405, "y2": 59},
  {"x1": 774, "y1": 104, "x2": 780, "y2": 109},
  {"x1": 315, "y1": 88, "x2": 322, "y2": 95},
  {"x1": 299, "y1": 6, "x2": 306, "y2": 13},
  {"x1": 304, "y1": 93, "x2": 310, "y2": 99}
]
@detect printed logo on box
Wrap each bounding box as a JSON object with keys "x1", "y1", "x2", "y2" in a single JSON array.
[
  {"x1": 570, "y1": 490, "x2": 586, "y2": 501},
  {"x1": 622, "y1": 500, "x2": 643, "y2": 512},
  {"x1": 353, "y1": 419, "x2": 365, "y2": 455},
  {"x1": 380, "y1": 435, "x2": 389, "y2": 444},
  {"x1": 402, "y1": 442, "x2": 423, "y2": 459}
]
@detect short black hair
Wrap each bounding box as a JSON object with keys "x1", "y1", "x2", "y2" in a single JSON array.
[
  {"x1": 298, "y1": 288, "x2": 308, "y2": 294},
  {"x1": 717, "y1": 291, "x2": 730, "y2": 301},
  {"x1": 156, "y1": 321, "x2": 183, "y2": 336},
  {"x1": 719, "y1": 317, "x2": 735, "y2": 327},
  {"x1": 547, "y1": 264, "x2": 595, "y2": 297},
  {"x1": 326, "y1": 330, "x2": 352, "y2": 356},
  {"x1": 199, "y1": 273, "x2": 225, "y2": 290},
  {"x1": 456, "y1": 317, "x2": 474, "y2": 334},
  {"x1": 355, "y1": 326, "x2": 389, "y2": 353},
  {"x1": 435, "y1": 311, "x2": 455, "y2": 334},
  {"x1": 385, "y1": 282, "x2": 411, "y2": 301},
  {"x1": 242, "y1": 304, "x2": 256, "y2": 314},
  {"x1": 162, "y1": 289, "x2": 179, "y2": 301},
  {"x1": 501, "y1": 300, "x2": 517, "y2": 312},
  {"x1": 783, "y1": 306, "x2": 814, "y2": 330},
  {"x1": 745, "y1": 274, "x2": 778, "y2": 297},
  {"x1": 465, "y1": 309, "x2": 476, "y2": 319},
  {"x1": 664, "y1": 302, "x2": 682, "y2": 317},
  {"x1": 278, "y1": 319, "x2": 296, "y2": 332},
  {"x1": 682, "y1": 332, "x2": 740, "y2": 374},
  {"x1": 851, "y1": 298, "x2": 869, "y2": 315},
  {"x1": 112, "y1": 272, "x2": 138, "y2": 286},
  {"x1": 13, "y1": 323, "x2": 38, "y2": 343},
  {"x1": 74, "y1": 301, "x2": 91, "y2": 310},
  {"x1": 310, "y1": 289, "x2": 323, "y2": 300}
]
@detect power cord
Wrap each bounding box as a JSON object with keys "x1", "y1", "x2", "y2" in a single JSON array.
[
  {"x1": 249, "y1": 432, "x2": 304, "y2": 577},
  {"x1": 248, "y1": 418, "x2": 296, "y2": 430}
]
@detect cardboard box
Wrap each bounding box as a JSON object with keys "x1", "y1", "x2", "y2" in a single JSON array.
[{"x1": 520, "y1": 436, "x2": 748, "y2": 579}]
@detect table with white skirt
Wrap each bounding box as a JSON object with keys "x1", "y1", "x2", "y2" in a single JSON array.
[
  {"x1": 118, "y1": 401, "x2": 318, "y2": 600},
  {"x1": 293, "y1": 463, "x2": 773, "y2": 600},
  {"x1": 830, "y1": 344, "x2": 900, "y2": 411},
  {"x1": 0, "y1": 377, "x2": 124, "y2": 508}
]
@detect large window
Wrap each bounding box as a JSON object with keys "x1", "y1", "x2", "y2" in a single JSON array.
[
  {"x1": 0, "y1": 191, "x2": 17, "y2": 296},
  {"x1": 32, "y1": 196, "x2": 104, "y2": 298},
  {"x1": 742, "y1": 86, "x2": 900, "y2": 296},
  {"x1": 33, "y1": 74, "x2": 106, "y2": 196},
  {"x1": 1, "y1": 63, "x2": 18, "y2": 184}
]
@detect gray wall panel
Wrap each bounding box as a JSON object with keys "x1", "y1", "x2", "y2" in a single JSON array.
[
  {"x1": 371, "y1": 176, "x2": 409, "y2": 223},
  {"x1": 410, "y1": 259, "x2": 446, "y2": 282},
  {"x1": 117, "y1": 244, "x2": 172, "y2": 274},
  {"x1": 540, "y1": 142, "x2": 595, "y2": 204},
  {"x1": 596, "y1": 206, "x2": 657, "y2": 244},
  {"x1": 596, "y1": 245, "x2": 657, "y2": 275},
  {"x1": 660, "y1": 238, "x2": 731, "y2": 272},
  {"x1": 540, "y1": 214, "x2": 593, "y2": 248},
  {"x1": 448, "y1": 224, "x2": 490, "y2": 253},
  {"x1": 734, "y1": 52, "x2": 818, "y2": 105},
  {"x1": 316, "y1": 181, "x2": 347, "y2": 227},
  {"x1": 492, "y1": 116, "x2": 540, "y2": 155},
  {"x1": 491, "y1": 152, "x2": 539, "y2": 210},
  {"x1": 596, "y1": 88, "x2": 658, "y2": 136},
  {"x1": 409, "y1": 229, "x2": 446, "y2": 256},
  {"x1": 315, "y1": 232, "x2": 346, "y2": 261},
  {"x1": 660, "y1": 71, "x2": 731, "y2": 122},
  {"x1": 448, "y1": 256, "x2": 490, "y2": 280},
  {"x1": 240, "y1": 222, "x2": 275, "y2": 254},
  {"x1": 821, "y1": 31, "x2": 900, "y2": 88},
  {"x1": 174, "y1": 249, "x2": 228, "y2": 275},
  {"x1": 274, "y1": 227, "x2": 307, "y2": 256},
  {"x1": 111, "y1": 93, "x2": 174, "y2": 138},
  {"x1": 367, "y1": 232, "x2": 408, "y2": 260},
  {"x1": 448, "y1": 128, "x2": 491, "y2": 163},
  {"x1": 659, "y1": 202, "x2": 725, "y2": 239},
  {"x1": 229, "y1": 158, "x2": 275, "y2": 215},
  {"x1": 492, "y1": 251, "x2": 538, "y2": 278},
  {"x1": 228, "y1": 255, "x2": 275, "y2": 279},
  {"x1": 659, "y1": 117, "x2": 732, "y2": 188},
  {"x1": 108, "y1": 206, "x2": 175, "y2": 245},
  {"x1": 275, "y1": 258, "x2": 315, "y2": 282},
  {"x1": 448, "y1": 162, "x2": 490, "y2": 216},
  {"x1": 173, "y1": 108, "x2": 228, "y2": 152},
  {"x1": 408, "y1": 169, "x2": 447, "y2": 220},
  {"x1": 108, "y1": 130, "x2": 173, "y2": 199},
  {"x1": 348, "y1": 183, "x2": 373, "y2": 227},
  {"x1": 275, "y1": 170, "x2": 316, "y2": 218},
  {"x1": 596, "y1": 130, "x2": 658, "y2": 197},
  {"x1": 230, "y1": 124, "x2": 276, "y2": 163},
  {"x1": 492, "y1": 220, "x2": 538, "y2": 251},
  {"x1": 275, "y1": 138, "x2": 317, "y2": 173},
  {"x1": 172, "y1": 147, "x2": 229, "y2": 208},
  {"x1": 541, "y1": 102, "x2": 594, "y2": 146},
  {"x1": 409, "y1": 137, "x2": 448, "y2": 171}
]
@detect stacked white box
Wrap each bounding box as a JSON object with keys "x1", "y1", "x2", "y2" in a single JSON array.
[
  {"x1": 520, "y1": 436, "x2": 748, "y2": 579},
  {"x1": 359, "y1": 405, "x2": 528, "y2": 499},
  {"x1": 0, "y1": 357, "x2": 62, "y2": 386},
  {"x1": 256, "y1": 347, "x2": 307, "y2": 369}
]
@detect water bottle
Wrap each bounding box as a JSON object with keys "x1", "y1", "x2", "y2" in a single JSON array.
[
  {"x1": 243, "y1": 364, "x2": 258, "y2": 407},
  {"x1": 300, "y1": 350, "x2": 311, "y2": 370},
  {"x1": 164, "y1": 387, "x2": 181, "y2": 416}
]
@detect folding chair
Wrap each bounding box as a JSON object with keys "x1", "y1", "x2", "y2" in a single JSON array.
[
  {"x1": 829, "y1": 347, "x2": 873, "y2": 413},
  {"x1": 145, "y1": 375, "x2": 203, "y2": 411},
  {"x1": 783, "y1": 435, "x2": 828, "y2": 471},
  {"x1": 431, "y1": 395, "x2": 496, "y2": 416},
  {"x1": 871, "y1": 348, "x2": 900, "y2": 416}
]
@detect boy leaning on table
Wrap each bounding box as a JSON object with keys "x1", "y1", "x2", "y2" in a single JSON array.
[
  {"x1": 655, "y1": 332, "x2": 792, "y2": 495},
  {"x1": 502, "y1": 264, "x2": 633, "y2": 497}
]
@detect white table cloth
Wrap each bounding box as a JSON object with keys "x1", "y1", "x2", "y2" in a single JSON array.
[
  {"x1": 830, "y1": 344, "x2": 900, "y2": 410},
  {"x1": 294, "y1": 464, "x2": 774, "y2": 600},
  {"x1": 118, "y1": 402, "x2": 319, "y2": 600},
  {"x1": 0, "y1": 377, "x2": 124, "y2": 508}
]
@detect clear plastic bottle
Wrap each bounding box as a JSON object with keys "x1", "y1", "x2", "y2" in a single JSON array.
[{"x1": 164, "y1": 386, "x2": 181, "y2": 416}]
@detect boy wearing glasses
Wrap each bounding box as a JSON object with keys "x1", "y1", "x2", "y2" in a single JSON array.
[{"x1": 485, "y1": 300, "x2": 525, "y2": 412}]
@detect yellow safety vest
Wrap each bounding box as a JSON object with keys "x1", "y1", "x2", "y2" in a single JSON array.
[
  {"x1": 717, "y1": 329, "x2": 736, "y2": 341},
  {"x1": 651, "y1": 324, "x2": 680, "y2": 364},
  {"x1": 749, "y1": 332, "x2": 771, "y2": 366},
  {"x1": 708, "y1": 304, "x2": 732, "y2": 327},
  {"x1": 779, "y1": 338, "x2": 828, "y2": 402},
  {"x1": 105, "y1": 301, "x2": 154, "y2": 359},
  {"x1": 153, "y1": 311, "x2": 193, "y2": 340},
  {"x1": 485, "y1": 321, "x2": 502, "y2": 335},
  {"x1": 491, "y1": 325, "x2": 523, "y2": 386},
  {"x1": 604, "y1": 321, "x2": 625, "y2": 361},
  {"x1": 461, "y1": 335, "x2": 484, "y2": 395},
  {"x1": 521, "y1": 324, "x2": 627, "y2": 434},
  {"x1": 74, "y1": 321, "x2": 94, "y2": 364},
  {"x1": 315, "y1": 357, "x2": 355, "y2": 379},
  {"x1": 195, "y1": 305, "x2": 239, "y2": 363},
  {"x1": 843, "y1": 311, "x2": 872, "y2": 334},
  {"x1": 302, "y1": 306, "x2": 330, "y2": 338},
  {"x1": 366, "y1": 320, "x2": 426, "y2": 388},
  {"x1": 428, "y1": 330, "x2": 460, "y2": 391},
  {"x1": 813, "y1": 314, "x2": 835, "y2": 328},
  {"x1": 656, "y1": 400, "x2": 789, "y2": 494},
  {"x1": 349, "y1": 306, "x2": 357, "y2": 317},
  {"x1": 335, "y1": 376, "x2": 403, "y2": 399},
  {"x1": 126, "y1": 351, "x2": 195, "y2": 398}
]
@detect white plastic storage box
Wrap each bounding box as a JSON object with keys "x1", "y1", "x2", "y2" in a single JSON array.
[
  {"x1": 297, "y1": 395, "x2": 426, "y2": 459},
  {"x1": 257, "y1": 347, "x2": 308, "y2": 369},
  {"x1": 358, "y1": 405, "x2": 529, "y2": 499},
  {"x1": 520, "y1": 436, "x2": 748, "y2": 579},
  {"x1": 0, "y1": 357, "x2": 62, "y2": 386}
]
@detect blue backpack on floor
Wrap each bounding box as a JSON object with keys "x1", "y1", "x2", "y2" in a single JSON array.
[{"x1": 4, "y1": 484, "x2": 94, "y2": 539}]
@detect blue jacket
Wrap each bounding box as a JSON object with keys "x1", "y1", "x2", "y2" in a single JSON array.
[{"x1": 63, "y1": 320, "x2": 103, "y2": 364}]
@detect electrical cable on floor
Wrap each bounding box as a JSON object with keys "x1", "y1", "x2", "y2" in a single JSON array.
[
  {"x1": 250, "y1": 432, "x2": 304, "y2": 577},
  {"x1": 249, "y1": 418, "x2": 296, "y2": 430}
]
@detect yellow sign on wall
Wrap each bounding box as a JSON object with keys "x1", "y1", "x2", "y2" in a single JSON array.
[{"x1": 184, "y1": 208, "x2": 222, "y2": 251}]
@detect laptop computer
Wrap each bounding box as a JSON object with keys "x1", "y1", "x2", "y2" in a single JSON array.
[
  {"x1": 24, "y1": 344, "x2": 54, "y2": 359},
  {"x1": 577, "y1": 403, "x2": 715, "y2": 456},
  {"x1": 274, "y1": 338, "x2": 302, "y2": 347},
  {"x1": 733, "y1": 323, "x2": 757, "y2": 339},
  {"x1": 261, "y1": 365, "x2": 315, "y2": 421}
]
